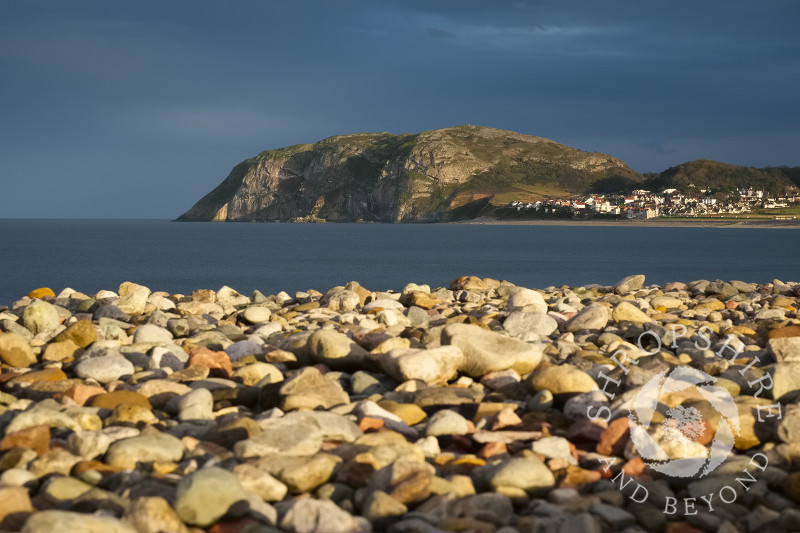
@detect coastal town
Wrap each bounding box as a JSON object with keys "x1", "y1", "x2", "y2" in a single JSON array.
[{"x1": 506, "y1": 186, "x2": 800, "y2": 220}]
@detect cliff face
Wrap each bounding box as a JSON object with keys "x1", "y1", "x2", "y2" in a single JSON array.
[{"x1": 177, "y1": 125, "x2": 642, "y2": 222}]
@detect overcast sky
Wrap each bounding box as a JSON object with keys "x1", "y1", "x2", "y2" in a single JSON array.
[{"x1": 2, "y1": 0, "x2": 799, "y2": 218}]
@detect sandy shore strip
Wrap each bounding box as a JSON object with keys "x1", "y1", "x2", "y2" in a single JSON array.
[{"x1": 452, "y1": 217, "x2": 800, "y2": 229}]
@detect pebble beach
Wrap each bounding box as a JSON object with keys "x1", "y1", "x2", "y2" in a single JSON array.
[{"x1": 0, "y1": 275, "x2": 799, "y2": 533}]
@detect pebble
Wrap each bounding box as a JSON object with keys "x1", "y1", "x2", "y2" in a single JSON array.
[
  {"x1": 116, "y1": 282, "x2": 151, "y2": 316},
  {"x1": 506, "y1": 287, "x2": 547, "y2": 313},
  {"x1": 22, "y1": 510, "x2": 137, "y2": 533},
  {"x1": 564, "y1": 303, "x2": 609, "y2": 331},
  {"x1": 308, "y1": 329, "x2": 370, "y2": 369},
  {"x1": 234, "y1": 414, "x2": 323, "y2": 458},
  {"x1": 133, "y1": 324, "x2": 173, "y2": 344},
  {"x1": 614, "y1": 274, "x2": 645, "y2": 294},
  {"x1": 480, "y1": 456, "x2": 555, "y2": 492},
  {"x1": 0, "y1": 486, "x2": 33, "y2": 530},
  {"x1": 611, "y1": 300, "x2": 653, "y2": 324},
  {"x1": 22, "y1": 300, "x2": 61, "y2": 335},
  {"x1": 426, "y1": 409, "x2": 471, "y2": 436},
  {"x1": 531, "y1": 364, "x2": 597, "y2": 395},
  {"x1": 280, "y1": 366, "x2": 350, "y2": 410},
  {"x1": 0, "y1": 332, "x2": 38, "y2": 367},
  {"x1": 178, "y1": 388, "x2": 214, "y2": 421},
  {"x1": 174, "y1": 467, "x2": 250, "y2": 527},
  {"x1": 105, "y1": 432, "x2": 184, "y2": 469},
  {"x1": 242, "y1": 305, "x2": 272, "y2": 324},
  {"x1": 442, "y1": 323, "x2": 544, "y2": 377},
  {"x1": 374, "y1": 346, "x2": 463, "y2": 386},
  {"x1": 503, "y1": 310, "x2": 558, "y2": 341},
  {"x1": 74, "y1": 355, "x2": 135, "y2": 383},
  {"x1": 123, "y1": 496, "x2": 189, "y2": 533}
]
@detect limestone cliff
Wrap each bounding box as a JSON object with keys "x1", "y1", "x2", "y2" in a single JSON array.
[{"x1": 177, "y1": 125, "x2": 642, "y2": 222}]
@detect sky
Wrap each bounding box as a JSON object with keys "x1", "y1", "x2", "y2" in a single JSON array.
[{"x1": 1, "y1": 1, "x2": 799, "y2": 219}]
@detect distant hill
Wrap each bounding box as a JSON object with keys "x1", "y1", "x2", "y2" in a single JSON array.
[
  {"x1": 177, "y1": 125, "x2": 643, "y2": 222},
  {"x1": 644, "y1": 160, "x2": 800, "y2": 196}
]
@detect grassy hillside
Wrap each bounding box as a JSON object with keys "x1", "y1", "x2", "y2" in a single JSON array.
[
  {"x1": 178, "y1": 125, "x2": 644, "y2": 222},
  {"x1": 644, "y1": 160, "x2": 800, "y2": 195}
]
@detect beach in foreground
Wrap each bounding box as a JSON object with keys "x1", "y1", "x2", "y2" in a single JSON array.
[{"x1": 0, "y1": 276, "x2": 798, "y2": 532}]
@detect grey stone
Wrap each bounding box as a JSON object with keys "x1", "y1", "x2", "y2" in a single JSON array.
[
  {"x1": 426, "y1": 409, "x2": 470, "y2": 436},
  {"x1": 613, "y1": 274, "x2": 645, "y2": 294},
  {"x1": 0, "y1": 319, "x2": 34, "y2": 340},
  {"x1": 450, "y1": 493, "x2": 514, "y2": 526},
  {"x1": 232, "y1": 462, "x2": 289, "y2": 502},
  {"x1": 225, "y1": 340, "x2": 265, "y2": 361},
  {"x1": 22, "y1": 511, "x2": 136, "y2": 533},
  {"x1": 166, "y1": 318, "x2": 190, "y2": 338},
  {"x1": 507, "y1": 288, "x2": 547, "y2": 313},
  {"x1": 351, "y1": 371, "x2": 392, "y2": 396},
  {"x1": 178, "y1": 388, "x2": 214, "y2": 421},
  {"x1": 503, "y1": 311, "x2": 558, "y2": 341},
  {"x1": 589, "y1": 503, "x2": 636, "y2": 528},
  {"x1": 706, "y1": 280, "x2": 739, "y2": 299},
  {"x1": 93, "y1": 304, "x2": 130, "y2": 322},
  {"x1": 770, "y1": 337, "x2": 800, "y2": 363},
  {"x1": 279, "y1": 498, "x2": 367, "y2": 533},
  {"x1": 414, "y1": 386, "x2": 484, "y2": 409},
  {"x1": 132, "y1": 324, "x2": 173, "y2": 344},
  {"x1": 326, "y1": 290, "x2": 361, "y2": 312},
  {"x1": 442, "y1": 323, "x2": 544, "y2": 377},
  {"x1": 373, "y1": 346, "x2": 463, "y2": 386},
  {"x1": 564, "y1": 303, "x2": 609, "y2": 332},
  {"x1": 216, "y1": 286, "x2": 251, "y2": 307},
  {"x1": 406, "y1": 306, "x2": 430, "y2": 328},
  {"x1": 307, "y1": 329, "x2": 369, "y2": 369},
  {"x1": 149, "y1": 346, "x2": 186, "y2": 372},
  {"x1": 243, "y1": 454, "x2": 342, "y2": 494},
  {"x1": 67, "y1": 431, "x2": 111, "y2": 460},
  {"x1": 730, "y1": 280, "x2": 758, "y2": 293},
  {"x1": 776, "y1": 404, "x2": 800, "y2": 443},
  {"x1": 235, "y1": 415, "x2": 323, "y2": 458},
  {"x1": 531, "y1": 436, "x2": 576, "y2": 464},
  {"x1": 105, "y1": 432, "x2": 184, "y2": 469},
  {"x1": 559, "y1": 513, "x2": 601, "y2": 533},
  {"x1": 287, "y1": 411, "x2": 363, "y2": 443},
  {"x1": 6, "y1": 404, "x2": 83, "y2": 434},
  {"x1": 74, "y1": 355, "x2": 135, "y2": 383}
]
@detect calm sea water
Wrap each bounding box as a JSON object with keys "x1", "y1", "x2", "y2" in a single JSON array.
[{"x1": 0, "y1": 220, "x2": 797, "y2": 305}]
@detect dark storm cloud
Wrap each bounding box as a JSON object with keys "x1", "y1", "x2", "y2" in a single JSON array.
[
  {"x1": 427, "y1": 27, "x2": 457, "y2": 39},
  {"x1": 0, "y1": 1, "x2": 798, "y2": 218}
]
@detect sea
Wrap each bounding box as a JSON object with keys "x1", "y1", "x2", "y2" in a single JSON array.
[{"x1": 0, "y1": 219, "x2": 797, "y2": 305}]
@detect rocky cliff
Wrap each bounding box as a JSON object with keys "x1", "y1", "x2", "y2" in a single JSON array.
[{"x1": 177, "y1": 125, "x2": 642, "y2": 222}]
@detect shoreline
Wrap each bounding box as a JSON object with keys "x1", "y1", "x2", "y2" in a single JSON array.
[{"x1": 452, "y1": 217, "x2": 800, "y2": 229}]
